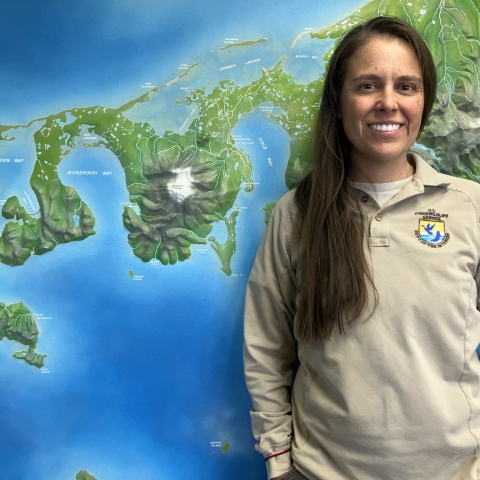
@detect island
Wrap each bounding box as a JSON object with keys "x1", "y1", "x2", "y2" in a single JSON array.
[
  {"x1": 0, "y1": 301, "x2": 46, "y2": 368},
  {"x1": 164, "y1": 62, "x2": 200, "y2": 88},
  {"x1": 76, "y1": 471, "x2": 97, "y2": 480},
  {"x1": 221, "y1": 439, "x2": 230, "y2": 454},
  {"x1": 220, "y1": 38, "x2": 269, "y2": 50}
]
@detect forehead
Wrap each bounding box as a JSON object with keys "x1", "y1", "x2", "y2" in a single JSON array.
[{"x1": 345, "y1": 35, "x2": 421, "y2": 77}]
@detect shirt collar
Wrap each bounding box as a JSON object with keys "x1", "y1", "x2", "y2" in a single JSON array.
[{"x1": 410, "y1": 152, "x2": 451, "y2": 188}]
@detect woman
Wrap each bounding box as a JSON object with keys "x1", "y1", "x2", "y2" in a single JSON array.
[{"x1": 244, "y1": 16, "x2": 480, "y2": 480}]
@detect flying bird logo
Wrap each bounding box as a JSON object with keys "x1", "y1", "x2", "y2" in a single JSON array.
[{"x1": 419, "y1": 220, "x2": 445, "y2": 245}]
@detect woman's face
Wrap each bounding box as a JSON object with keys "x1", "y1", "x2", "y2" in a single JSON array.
[{"x1": 340, "y1": 36, "x2": 424, "y2": 176}]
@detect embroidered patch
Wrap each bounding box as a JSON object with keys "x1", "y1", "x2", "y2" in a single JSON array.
[{"x1": 414, "y1": 209, "x2": 450, "y2": 248}]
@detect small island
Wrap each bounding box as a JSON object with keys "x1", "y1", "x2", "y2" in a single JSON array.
[
  {"x1": 76, "y1": 470, "x2": 98, "y2": 480},
  {"x1": 220, "y1": 38, "x2": 268, "y2": 50},
  {"x1": 164, "y1": 63, "x2": 200, "y2": 88},
  {"x1": 221, "y1": 439, "x2": 230, "y2": 454}
]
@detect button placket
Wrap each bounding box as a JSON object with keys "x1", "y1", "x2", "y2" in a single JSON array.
[{"x1": 369, "y1": 210, "x2": 390, "y2": 247}]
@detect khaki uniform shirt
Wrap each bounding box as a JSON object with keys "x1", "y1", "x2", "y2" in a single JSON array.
[{"x1": 244, "y1": 154, "x2": 480, "y2": 479}]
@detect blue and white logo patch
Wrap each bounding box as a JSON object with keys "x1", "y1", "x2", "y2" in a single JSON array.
[{"x1": 414, "y1": 209, "x2": 450, "y2": 248}]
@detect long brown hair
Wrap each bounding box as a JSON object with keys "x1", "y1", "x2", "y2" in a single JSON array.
[{"x1": 294, "y1": 16, "x2": 437, "y2": 342}]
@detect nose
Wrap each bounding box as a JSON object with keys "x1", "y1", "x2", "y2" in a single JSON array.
[{"x1": 376, "y1": 87, "x2": 398, "y2": 111}]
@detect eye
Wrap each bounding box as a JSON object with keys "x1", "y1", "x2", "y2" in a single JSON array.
[
  {"x1": 399, "y1": 84, "x2": 415, "y2": 91},
  {"x1": 360, "y1": 83, "x2": 376, "y2": 90}
]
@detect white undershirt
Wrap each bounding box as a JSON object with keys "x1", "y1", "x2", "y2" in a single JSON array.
[{"x1": 354, "y1": 176, "x2": 413, "y2": 208}]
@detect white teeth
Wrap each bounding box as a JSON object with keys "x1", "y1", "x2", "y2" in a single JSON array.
[{"x1": 369, "y1": 124, "x2": 401, "y2": 131}]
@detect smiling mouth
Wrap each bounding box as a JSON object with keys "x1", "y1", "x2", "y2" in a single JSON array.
[
  {"x1": 369, "y1": 124, "x2": 401, "y2": 132},
  {"x1": 369, "y1": 123, "x2": 401, "y2": 132}
]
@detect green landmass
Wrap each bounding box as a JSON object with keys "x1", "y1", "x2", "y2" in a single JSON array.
[
  {"x1": 220, "y1": 38, "x2": 269, "y2": 50},
  {"x1": 120, "y1": 125, "x2": 251, "y2": 267},
  {"x1": 0, "y1": 85, "x2": 251, "y2": 271},
  {"x1": 0, "y1": 90, "x2": 167, "y2": 267},
  {"x1": 0, "y1": 84, "x2": 252, "y2": 273},
  {"x1": 127, "y1": 270, "x2": 134, "y2": 278},
  {"x1": 262, "y1": 202, "x2": 277, "y2": 224},
  {"x1": 0, "y1": 301, "x2": 46, "y2": 368},
  {"x1": 208, "y1": 210, "x2": 238, "y2": 275},
  {"x1": 311, "y1": 0, "x2": 480, "y2": 181},
  {"x1": 0, "y1": 33, "x2": 321, "y2": 273},
  {"x1": 221, "y1": 439, "x2": 230, "y2": 454},
  {"x1": 76, "y1": 470, "x2": 98, "y2": 480},
  {"x1": 185, "y1": 58, "x2": 323, "y2": 190}
]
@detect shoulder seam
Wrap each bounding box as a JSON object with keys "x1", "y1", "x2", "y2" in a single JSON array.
[{"x1": 445, "y1": 185, "x2": 480, "y2": 236}]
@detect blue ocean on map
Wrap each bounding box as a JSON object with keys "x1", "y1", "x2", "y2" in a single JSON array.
[
  {"x1": 0, "y1": 0, "x2": 365, "y2": 478},
  {"x1": 0, "y1": 119, "x2": 289, "y2": 479}
]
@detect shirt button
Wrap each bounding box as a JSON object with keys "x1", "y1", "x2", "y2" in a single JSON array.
[
  {"x1": 361, "y1": 195, "x2": 368, "y2": 203},
  {"x1": 375, "y1": 214, "x2": 382, "y2": 221}
]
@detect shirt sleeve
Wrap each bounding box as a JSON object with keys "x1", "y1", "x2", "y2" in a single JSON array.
[
  {"x1": 476, "y1": 263, "x2": 480, "y2": 311},
  {"x1": 243, "y1": 193, "x2": 299, "y2": 478}
]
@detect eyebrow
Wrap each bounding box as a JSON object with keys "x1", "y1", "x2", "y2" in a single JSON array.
[{"x1": 352, "y1": 74, "x2": 423, "y2": 83}]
